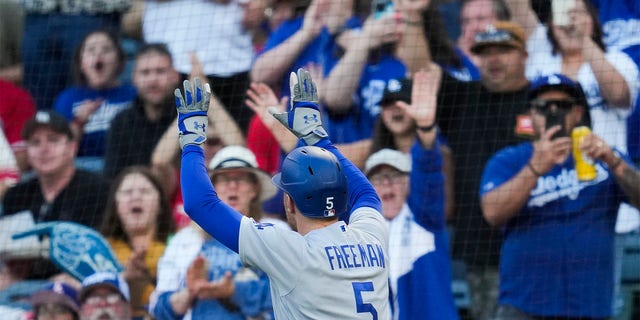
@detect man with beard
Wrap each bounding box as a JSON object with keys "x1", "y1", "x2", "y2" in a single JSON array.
[
  {"x1": 79, "y1": 272, "x2": 131, "y2": 320},
  {"x1": 434, "y1": 21, "x2": 534, "y2": 320},
  {"x1": 103, "y1": 43, "x2": 179, "y2": 179}
]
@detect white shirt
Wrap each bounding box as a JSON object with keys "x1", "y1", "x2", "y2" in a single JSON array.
[
  {"x1": 526, "y1": 25, "x2": 639, "y2": 153},
  {"x1": 143, "y1": 0, "x2": 254, "y2": 76}
]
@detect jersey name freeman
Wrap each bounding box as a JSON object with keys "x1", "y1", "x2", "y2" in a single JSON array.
[{"x1": 324, "y1": 243, "x2": 386, "y2": 270}]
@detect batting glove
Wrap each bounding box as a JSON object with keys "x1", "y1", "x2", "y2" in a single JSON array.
[
  {"x1": 269, "y1": 68, "x2": 328, "y2": 146},
  {"x1": 12, "y1": 222, "x2": 122, "y2": 281},
  {"x1": 175, "y1": 77, "x2": 210, "y2": 149}
]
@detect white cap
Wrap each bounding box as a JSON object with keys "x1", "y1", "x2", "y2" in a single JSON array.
[
  {"x1": 364, "y1": 149, "x2": 411, "y2": 176},
  {"x1": 209, "y1": 146, "x2": 277, "y2": 201}
]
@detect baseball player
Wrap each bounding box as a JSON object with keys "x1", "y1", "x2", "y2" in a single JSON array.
[{"x1": 176, "y1": 69, "x2": 391, "y2": 319}]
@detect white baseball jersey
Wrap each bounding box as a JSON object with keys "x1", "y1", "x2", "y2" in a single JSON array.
[{"x1": 239, "y1": 207, "x2": 391, "y2": 320}]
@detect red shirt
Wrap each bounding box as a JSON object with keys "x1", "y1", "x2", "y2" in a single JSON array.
[{"x1": 0, "y1": 79, "x2": 36, "y2": 150}]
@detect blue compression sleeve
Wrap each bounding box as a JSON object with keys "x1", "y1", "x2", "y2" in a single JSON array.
[
  {"x1": 314, "y1": 140, "x2": 382, "y2": 216},
  {"x1": 407, "y1": 140, "x2": 446, "y2": 231},
  {"x1": 181, "y1": 145, "x2": 243, "y2": 252}
]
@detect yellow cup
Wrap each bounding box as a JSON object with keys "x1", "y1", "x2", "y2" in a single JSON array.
[{"x1": 572, "y1": 126, "x2": 597, "y2": 181}]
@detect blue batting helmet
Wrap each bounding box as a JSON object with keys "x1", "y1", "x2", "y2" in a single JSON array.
[{"x1": 272, "y1": 146, "x2": 348, "y2": 218}]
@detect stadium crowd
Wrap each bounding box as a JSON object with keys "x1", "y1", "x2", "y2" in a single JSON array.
[{"x1": 0, "y1": 0, "x2": 638, "y2": 319}]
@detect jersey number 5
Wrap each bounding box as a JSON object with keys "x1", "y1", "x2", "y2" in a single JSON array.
[{"x1": 352, "y1": 281, "x2": 378, "y2": 319}]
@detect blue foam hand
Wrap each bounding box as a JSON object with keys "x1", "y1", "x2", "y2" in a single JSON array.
[
  {"x1": 269, "y1": 68, "x2": 328, "y2": 146},
  {"x1": 175, "y1": 77, "x2": 210, "y2": 149},
  {"x1": 13, "y1": 222, "x2": 122, "y2": 281}
]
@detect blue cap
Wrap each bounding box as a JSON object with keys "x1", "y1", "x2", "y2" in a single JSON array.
[
  {"x1": 30, "y1": 282, "x2": 80, "y2": 312},
  {"x1": 528, "y1": 74, "x2": 588, "y2": 107},
  {"x1": 79, "y1": 272, "x2": 130, "y2": 302}
]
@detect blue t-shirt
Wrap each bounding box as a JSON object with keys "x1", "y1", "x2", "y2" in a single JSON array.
[
  {"x1": 480, "y1": 142, "x2": 628, "y2": 317},
  {"x1": 54, "y1": 85, "x2": 136, "y2": 157},
  {"x1": 262, "y1": 17, "x2": 330, "y2": 97},
  {"x1": 442, "y1": 48, "x2": 481, "y2": 82}
]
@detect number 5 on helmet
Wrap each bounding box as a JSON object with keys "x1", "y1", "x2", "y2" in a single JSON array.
[
  {"x1": 269, "y1": 68, "x2": 328, "y2": 146},
  {"x1": 175, "y1": 77, "x2": 211, "y2": 149}
]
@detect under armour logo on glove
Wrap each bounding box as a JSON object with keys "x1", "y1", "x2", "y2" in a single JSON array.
[
  {"x1": 303, "y1": 114, "x2": 319, "y2": 124},
  {"x1": 269, "y1": 68, "x2": 328, "y2": 146},
  {"x1": 193, "y1": 121, "x2": 206, "y2": 132},
  {"x1": 12, "y1": 222, "x2": 122, "y2": 281},
  {"x1": 175, "y1": 77, "x2": 211, "y2": 149}
]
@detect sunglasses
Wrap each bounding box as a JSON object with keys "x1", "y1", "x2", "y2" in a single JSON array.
[{"x1": 530, "y1": 99, "x2": 575, "y2": 113}]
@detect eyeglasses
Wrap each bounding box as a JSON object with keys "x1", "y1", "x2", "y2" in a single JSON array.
[
  {"x1": 35, "y1": 303, "x2": 76, "y2": 316},
  {"x1": 530, "y1": 99, "x2": 575, "y2": 113},
  {"x1": 213, "y1": 174, "x2": 255, "y2": 185},
  {"x1": 83, "y1": 293, "x2": 122, "y2": 306},
  {"x1": 369, "y1": 172, "x2": 407, "y2": 186}
]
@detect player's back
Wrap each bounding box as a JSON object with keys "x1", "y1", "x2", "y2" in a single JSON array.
[{"x1": 239, "y1": 207, "x2": 391, "y2": 320}]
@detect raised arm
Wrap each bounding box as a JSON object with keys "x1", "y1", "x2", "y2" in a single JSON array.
[
  {"x1": 581, "y1": 134, "x2": 640, "y2": 208},
  {"x1": 250, "y1": 0, "x2": 326, "y2": 86},
  {"x1": 323, "y1": 14, "x2": 399, "y2": 111},
  {"x1": 504, "y1": 0, "x2": 540, "y2": 38},
  {"x1": 394, "y1": 0, "x2": 433, "y2": 75},
  {"x1": 176, "y1": 78, "x2": 244, "y2": 252},
  {"x1": 270, "y1": 68, "x2": 381, "y2": 213}
]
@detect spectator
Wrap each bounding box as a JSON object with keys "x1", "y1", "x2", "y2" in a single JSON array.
[
  {"x1": 103, "y1": 43, "x2": 179, "y2": 179},
  {"x1": 456, "y1": 0, "x2": 511, "y2": 77},
  {"x1": 29, "y1": 282, "x2": 80, "y2": 320},
  {"x1": 2, "y1": 110, "x2": 108, "y2": 228},
  {"x1": 322, "y1": 10, "x2": 406, "y2": 143},
  {"x1": 363, "y1": 68, "x2": 458, "y2": 319},
  {"x1": 0, "y1": 79, "x2": 37, "y2": 173},
  {"x1": 142, "y1": 0, "x2": 263, "y2": 134},
  {"x1": 587, "y1": 0, "x2": 640, "y2": 315},
  {"x1": 20, "y1": 0, "x2": 131, "y2": 110},
  {"x1": 393, "y1": 0, "x2": 480, "y2": 82},
  {"x1": 371, "y1": 68, "x2": 455, "y2": 220},
  {"x1": 53, "y1": 29, "x2": 136, "y2": 173},
  {"x1": 248, "y1": 0, "x2": 351, "y2": 172},
  {"x1": 99, "y1": 166, "x2": 175, "y2": 319},
  {"x1": 507, "y1": 0, "x2": 638, "y2": 152},
  {"x1": 481, "y1": 73, "x2": 640, "y2": 319},
  {"x1": 1, "y1": 110, "x2": 109, "y2": 281},
  {"x1": 433, "y1": 21, "x2": 532, "y2": 320},
  {"x1": 78, "y1": 272, "x2": 131, "y2": 320},
  {"x1": 152, "y1": 146, "x2": 275, "y2": 319}
]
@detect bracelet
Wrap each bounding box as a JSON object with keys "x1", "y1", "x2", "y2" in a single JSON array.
[
  {"x1": 527, "y1": 162, "x2": 542, "y2": 177},
  {"x1": 416, "y1": 122, "x2": 436, "y2": 132},
  {"x1": 609, "y1": 153, "x2": 623, "y2": 171}
]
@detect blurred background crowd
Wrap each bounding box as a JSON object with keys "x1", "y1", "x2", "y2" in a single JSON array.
[{"x1": 0, "y1": 0, "x2": 638, "y2": 319}]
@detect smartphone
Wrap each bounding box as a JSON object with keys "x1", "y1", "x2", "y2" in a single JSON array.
[
  {"x1": 372, "y1": 0, "x2": 394, "y2": 20},
  {"x1": 552, "y1": 0, "x2": 576, "y2": 26},
  {"x1": 546, "y1": 111, "x2": 567, "y2": 139}
]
